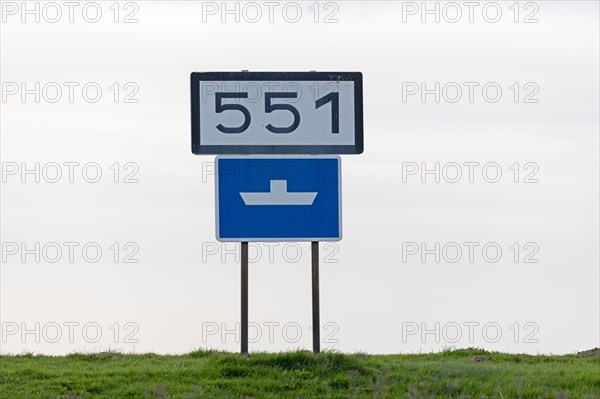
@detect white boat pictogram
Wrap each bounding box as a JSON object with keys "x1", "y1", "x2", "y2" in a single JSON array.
[{"x1": 240, "y1": 180, "x2": 318, "y2": 206}]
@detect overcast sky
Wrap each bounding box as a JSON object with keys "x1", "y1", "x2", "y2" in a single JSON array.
[{"x1": 1, "y1": 1, "x2": 598, "y2": 355}]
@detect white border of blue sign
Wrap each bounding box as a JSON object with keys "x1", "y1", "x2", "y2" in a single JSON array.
[{"x1": 215, "y1": 155, "x2": 342, "y2": 242}]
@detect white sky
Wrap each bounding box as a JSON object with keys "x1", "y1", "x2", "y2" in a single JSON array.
[{"x1": 0, "y1": 1, "x2": 598, "y2": 355}]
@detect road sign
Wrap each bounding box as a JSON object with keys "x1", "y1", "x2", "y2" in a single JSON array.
[
  {"x1": 191, "y1": 72, "x2": 363, "y2": 155},
  {"x1": 216, "y1": 156, "x2": 341, "y2": 241}
]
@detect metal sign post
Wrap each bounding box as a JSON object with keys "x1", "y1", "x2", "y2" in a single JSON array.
[
  {"x1": 241, "y1": 242, "x2": 248, "y2": 355},
  {"x1": 311, "y1": 242, "x2": 320, "y2": 354},
  {"x1": 239, "y1": 241, "x2": 321, "y2": 355}
]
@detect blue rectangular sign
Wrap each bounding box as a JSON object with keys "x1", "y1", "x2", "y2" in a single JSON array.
[{"x1": 216, "y1": 156, "x2": 341, "y2": 242}]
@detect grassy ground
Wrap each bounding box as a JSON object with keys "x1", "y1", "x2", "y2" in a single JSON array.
[{"x1": 0, "y1": 349, "x2": 598, "y2": 399}]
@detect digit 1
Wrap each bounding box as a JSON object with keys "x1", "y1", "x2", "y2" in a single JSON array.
[
  {"x1": 109, "y1": 2, "x2": 119, "y2": 23},
  {"x1": 509, "y1": 242, "x2": 519, "y2": 263},
  {"x1": 109, "y1": 162, "x2": 119, "y2": 183},
  {"x1": 509, "y1": 2, "x2": 519, "y2": 23},
  {"x1": 316, "y1": 92, "x2": 339, "y2": 133},
  {"x1": 509, "y1": 162, "x2": 519, "y2": 183},
  {"x1": 509, "y1": 82, "x2": 519, "y2": 103},
  {"x1": 109, "y1": 322, "x2": 119, "y2": 342},
  {"x1": 109, "y1": 82, "x2": 119, "y2": 103},
  {"x1": 109, "y1": 242, "x2": 120, "y2": 262},
  {"x1": 509, "y1": 322, "x2": 519, "y2": 343},
  {"x1": 308, "y1": 2, "x2": 319, "y2": 23}
]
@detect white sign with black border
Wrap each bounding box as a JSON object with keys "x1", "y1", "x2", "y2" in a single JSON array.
[{"x1": 191, "y1": 71, "x2": 363, "y2": 154}]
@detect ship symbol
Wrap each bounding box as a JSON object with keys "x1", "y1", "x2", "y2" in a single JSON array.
[{"x1": 240, "y1": 180, "x2": 318, "y2": 206}]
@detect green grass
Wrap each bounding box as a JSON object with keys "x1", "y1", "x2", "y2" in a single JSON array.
[{"x1": 0, "y1": 349, "x2": 598, "y2": 398}]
